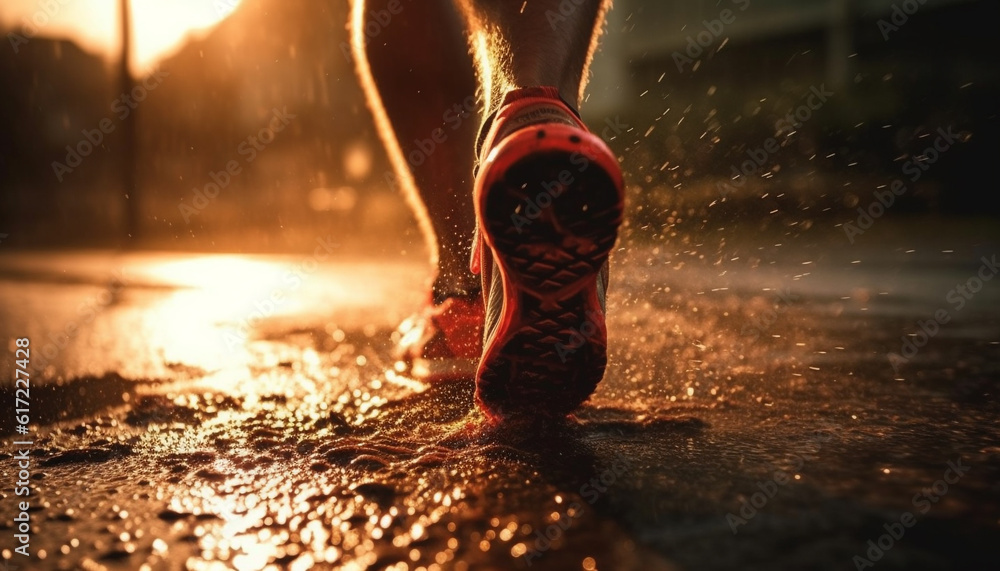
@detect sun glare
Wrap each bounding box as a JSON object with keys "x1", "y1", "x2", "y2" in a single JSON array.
[
  {"x1": 0, "y1": 0, "x2": 242, "y2": 73},
  {"x1": 129, "y1": 0, "x2": 242, "y2": 72}
]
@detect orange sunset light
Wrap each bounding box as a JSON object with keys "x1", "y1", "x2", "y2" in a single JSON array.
[{"x1": 0, "y1": 0, "x2": 242, "y2": 72}]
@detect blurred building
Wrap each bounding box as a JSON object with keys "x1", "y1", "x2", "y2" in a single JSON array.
[
  {"x1": 590, "y1": 0, "x2": 982, "y2": 112},
  {"x1": 0, "y1": 0, "x2": 996, "y2": 251}
]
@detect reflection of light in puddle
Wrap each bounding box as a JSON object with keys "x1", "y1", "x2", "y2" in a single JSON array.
[
  {"x1": 115, "y1": 255, "x2": 467, "y2": 568},
  {"x1": 150, "y1": 290, "x2": 254, "y2": 371},
  {"x1": 133, "y1": 255, "x2": 360, "y2": 372},
  {"x1": 138, "y1": 256, "x2": 280, "y2": 291}
]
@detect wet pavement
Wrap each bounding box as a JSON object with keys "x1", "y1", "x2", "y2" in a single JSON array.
[{"x1": 1, "y1": 218, "x2": 999, "y2": 570}]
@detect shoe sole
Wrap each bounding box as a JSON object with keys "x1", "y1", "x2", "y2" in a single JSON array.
[{"x1": 475, "y1": 125, "x2": 624, "y2": 420}]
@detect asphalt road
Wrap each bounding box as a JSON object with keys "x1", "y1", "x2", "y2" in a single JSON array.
[{"x1": 1, "y1": 219, "x2": 998, "y2": 570}]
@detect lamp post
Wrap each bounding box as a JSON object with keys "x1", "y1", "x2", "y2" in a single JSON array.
[{"x1": 119, "y1": 0, "x2": 138, "y2": 244}]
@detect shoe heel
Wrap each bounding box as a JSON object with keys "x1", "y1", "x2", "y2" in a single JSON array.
[{"x1": 475, "y1": 128, "x2": 624, "y2": 419}]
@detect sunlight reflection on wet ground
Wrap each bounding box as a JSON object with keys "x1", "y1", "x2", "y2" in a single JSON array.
[{"x1": 1, "y1": 223, "x2": 998, "y2": 570}]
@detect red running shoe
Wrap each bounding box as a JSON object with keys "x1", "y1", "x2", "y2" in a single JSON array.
[
  {"x1": 470, "y1": 86, "x2": 624, "y2": 421},
  {"x1": 393, "y1": 294, "x2": 484, "y2": 381}
]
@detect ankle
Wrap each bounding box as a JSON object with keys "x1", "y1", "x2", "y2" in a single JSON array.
[{"x1": 475, "y1": 86, "x2": 583, "y2": 165}]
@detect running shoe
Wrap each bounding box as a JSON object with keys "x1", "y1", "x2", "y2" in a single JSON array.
[
  {"x1": 470, "y1": 86, "x2": 624, "y2": 420},
  {"x1": 392, "y1": 293, "x2": 484, "y2": 381}
]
